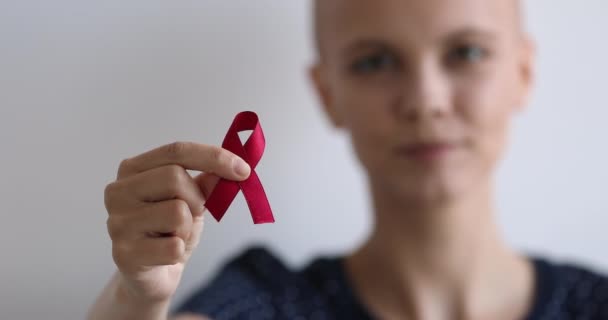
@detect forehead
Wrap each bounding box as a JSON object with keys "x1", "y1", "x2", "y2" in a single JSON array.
[{"x1": 315, "y1": 0, "x2": 519, "y2": 52}]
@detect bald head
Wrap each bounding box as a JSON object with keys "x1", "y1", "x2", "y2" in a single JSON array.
[{"x1": 312, "y1": 0, "x2": 525, "y2": 60}]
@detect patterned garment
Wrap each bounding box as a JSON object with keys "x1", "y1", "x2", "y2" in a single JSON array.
[{"x1": 174, "y1": 247, "x2": 608, "y2": 319}]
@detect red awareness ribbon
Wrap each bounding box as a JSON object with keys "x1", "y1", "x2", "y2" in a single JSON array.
[{"x1": 204, "y1": 111, "x2": 275, "y2": 224}]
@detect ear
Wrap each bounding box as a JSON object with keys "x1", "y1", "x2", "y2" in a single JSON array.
[
  {"x1": 514, "y1": 35, "x2": 536, "y2": 112},
  {"x1": 309, "y1": 62, "x2": 345, "y2": 128}
]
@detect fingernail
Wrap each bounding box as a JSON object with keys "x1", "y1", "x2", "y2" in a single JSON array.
[{"x1": 233, "y1": 157, "x2": 250, "y2": 177}]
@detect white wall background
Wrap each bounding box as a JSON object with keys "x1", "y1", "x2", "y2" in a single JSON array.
[{"x1": 1, "y1": 1, "x2": 607, "y2": 319}]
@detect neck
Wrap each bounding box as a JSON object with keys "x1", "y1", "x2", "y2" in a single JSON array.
[{"x1": 346, "y1": 177, "x2": 533, "y2": 320}]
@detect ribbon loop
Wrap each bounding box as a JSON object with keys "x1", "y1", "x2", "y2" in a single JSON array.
[{"x1": 205, "y1": 111, "x2": 275, "y2": 224}]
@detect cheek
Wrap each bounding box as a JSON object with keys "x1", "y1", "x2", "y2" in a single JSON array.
[
  {"x1": 455, "y1": 71, "x2": 516, "y2": 167},
  {"x1": 333, "y1": 80, "x2": 402, "y2": 172},
  {"x1": 335, "y1": 80, "x2": 398, "y2": 137}
]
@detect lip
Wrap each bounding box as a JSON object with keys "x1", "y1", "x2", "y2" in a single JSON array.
[{"x1": 396, "y1": 142, "x2": 457, "y2": 161}]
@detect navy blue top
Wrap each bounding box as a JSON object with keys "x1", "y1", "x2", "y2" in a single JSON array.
[{"x1": 174, "y1": 247, "x2": 608, "y2": 319}]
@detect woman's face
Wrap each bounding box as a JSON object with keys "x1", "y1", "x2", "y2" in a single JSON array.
[{"x1": 311, "y1": 0, "x2": 534, "y2": 204}]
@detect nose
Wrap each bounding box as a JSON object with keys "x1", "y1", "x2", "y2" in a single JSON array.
[{"x1": 393, "y1": 60, "x2": 451, "y2": 122}]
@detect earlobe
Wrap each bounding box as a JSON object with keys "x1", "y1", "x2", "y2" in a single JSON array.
[{"x1": 309, "y1": 63, "x2": 344, "y2": 128}]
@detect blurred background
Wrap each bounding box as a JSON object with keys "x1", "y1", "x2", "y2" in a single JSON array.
[{"x1": 1, "y1": 0, "x2": 607, "y2": 319}]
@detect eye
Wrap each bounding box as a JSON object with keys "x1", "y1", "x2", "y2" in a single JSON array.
[
  {"x1": 448, "y1": 44, "x2": 488, "y2": 64},
  {"x1": 350, "y1": 52, "x2": 399, "y2": 74}
]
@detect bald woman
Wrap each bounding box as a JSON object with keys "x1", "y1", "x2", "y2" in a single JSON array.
[{"x1": 89, "y1": 0, "x2": 608, "y2": 319}]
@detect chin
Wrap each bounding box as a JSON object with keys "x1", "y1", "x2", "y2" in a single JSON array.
[
  {"x1": 405, "y1": 181, "x2": 457, "y2": 205},
  {"x1": 385, "y1": 170, "x2": 473, "y2": 207}
]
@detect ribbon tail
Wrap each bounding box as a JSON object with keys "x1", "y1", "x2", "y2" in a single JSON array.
[
  {"x1": 204, "y1": 179, "x2": 240, "y2": 222},
  {"x1": 240, "y1": 170, "x2": 274, "y2": 224}
]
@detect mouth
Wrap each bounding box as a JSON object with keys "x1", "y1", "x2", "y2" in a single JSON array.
[{"x1": 395, "y1": 141, "x2": 458, "y2": 162}]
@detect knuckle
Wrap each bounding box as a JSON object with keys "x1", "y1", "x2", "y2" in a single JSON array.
[
  {"x1": 165, "y1": 141, "x2": 190, "y2": 160},
  {"x1": 165, "y1": 238, "x2": 185, "y2": 264},
  {"x1": 103, "y1": 182, "x2": 118, "y2": 212},
  {"x1": 117, "y1": 158, "x2": 132, "y2": 179},
  {"x1": 168, "y1": 200, "x2": 190, "y2": 220},
  {"x1": 165, "y1": 165, "x2": 186, "y2": 194},
  {"x1": 111, "y1": 241, "x2": 131, "y2": 267},
  {"x1": 173, "y1": 204, "x2": 192, "y2": 229},
  {"x1": 106, "y1": 216, "x2": 125, "y2": 240}
]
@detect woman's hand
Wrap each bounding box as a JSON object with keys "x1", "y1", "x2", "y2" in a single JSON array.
[{"x1": 90, "y1": 141, "x2": 250, "y2": 320}]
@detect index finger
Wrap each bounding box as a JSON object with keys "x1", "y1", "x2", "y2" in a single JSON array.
[{"x1": 117, "y1": 141, "x2": 251, "y2": 181}]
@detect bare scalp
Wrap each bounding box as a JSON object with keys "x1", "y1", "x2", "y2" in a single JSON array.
[{"x1": 312, "y1": 0, "x2": 524, "y2": 60}]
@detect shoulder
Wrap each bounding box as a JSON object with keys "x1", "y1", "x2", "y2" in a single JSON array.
[
  {"x1": 173, "y1": 246, "x2": 347, "y2": 319},
  {"x1": 530, "y1": 256, "x2": 608, "y2": 319}
]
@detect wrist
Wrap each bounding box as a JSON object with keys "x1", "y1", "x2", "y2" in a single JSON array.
[{"x1": 113, "y1": 272, "x2": 172, "y2": 319}]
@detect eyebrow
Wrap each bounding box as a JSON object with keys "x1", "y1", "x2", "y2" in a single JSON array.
[
  {"x1": 340, "y1": 39, "x2": 394, "y2": 58},
  {"x1": 443, "y1": 27, "x2": 499, "y2": 42},
  {"x1": 339, "y1": 27, "x2": 500, "y2": 57}
]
